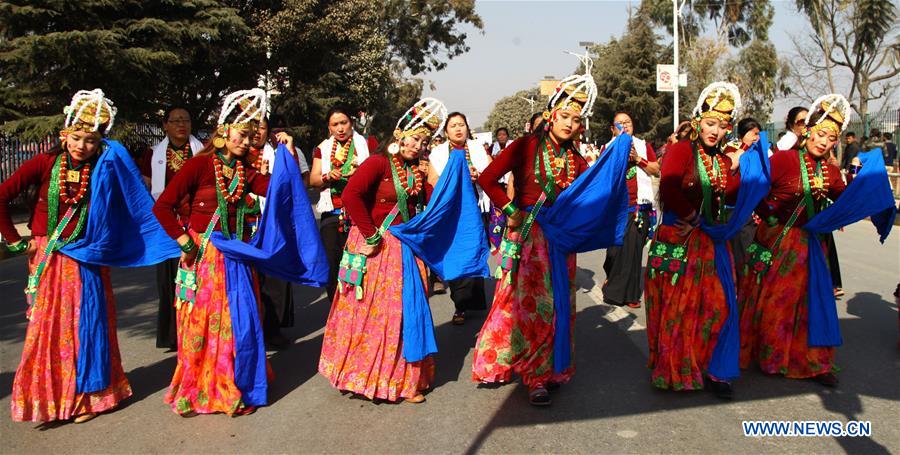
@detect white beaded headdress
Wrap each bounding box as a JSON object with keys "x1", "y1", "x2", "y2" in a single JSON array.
[
  {"x1": 391, "y1": 97, "x2": 448, "y2": 151},
  {"x1": 805, "y1": 93, "x2": 851, "y2": 134},
  {"x1": 218, "y1": 88, "x2": 268, "y2": 127},
  {"x1": 692, "y1": 81, "x2": 742, "y2": 124},
  {"x1": 544, "y1": 51, "x2": 598, "y2": 130},
  {"x1": 62, "y1": 89, "x2": 117, "y2": 135}
]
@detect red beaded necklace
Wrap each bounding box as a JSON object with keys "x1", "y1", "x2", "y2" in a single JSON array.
[
  {"x1": 802, "y1": 151, "x2": 830, "y2": 201},
  {"x1": 213, "y1": 154, "x2": 246, "y2": 204},
  {"x1": 58, "y1": 154, "x2": 91, "y2": 205},
  {"x1": 330, "y1": 138, "x2": 353, "y2": 169},
  {"x1": 391, "y1": 153, "x2": 424, "y2": 196},
  {"x1": 545, "y1": 137, "x2": 576, "y2": 189},
  {"x1": 698, "y1": 149, "x2": 728, "y2": 195},
  {"x1": 166, "y1": 142, "x2": 190, "y2": 173}
]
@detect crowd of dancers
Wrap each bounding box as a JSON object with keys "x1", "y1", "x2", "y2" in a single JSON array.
[{"x1": 0, "y1": 54, "x2": 896, "y2": 424}]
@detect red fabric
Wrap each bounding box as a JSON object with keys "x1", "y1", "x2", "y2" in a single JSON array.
[
  {"x1": 478, "y1": 135, "x2": 589, "y2": 209},
  {"x1": 600, "y1": 141, "x2": 658, "y2": 207},
  {"x1": 0, "y1": 153, "x2": 94, "y2": 243},
  {"x1": 755, "y1": 149, "x2": 846, "y2": 226},
  {"x1": 152, "y1": 154, "x2": 269, "y2": 241},
  {"x1": 658, "y1": 140, "x2": 740, "y2": 219},
  {"x1": 341, "y1": 154, "x2": 431, "y2": 239}
]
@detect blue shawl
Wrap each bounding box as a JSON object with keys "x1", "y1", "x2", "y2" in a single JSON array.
[
  {"x1": 535, "y1": 133, "x2": 632, "y2": 373},
  {"x1": 701, "y1": 133, "x2": 772, "y2": 381},
  {"x1": 390, "y1": 150, "x2": 491, "y2": 362},
  {"x1": 805, "y1": 148, "x2": 895, "y2": 347},
  {"x1": 62, "y1": 139, "x2": 182, "y2": 393},
  {"x1": 210, "y1": 144, "x2": 328, "y2": 406}
]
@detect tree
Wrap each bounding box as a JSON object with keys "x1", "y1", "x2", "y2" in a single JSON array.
[
  {"x1": 643, "y1": 0, "x2": 773, "y2": 48},
  {"x1": 790, "y1": 0, "x2": 899, "y2": 118},
  {"x1": 483, "y1": 87, "x2": 541, "y2": 138},
  {"x1": 723, "y1": 40, "x2": 791, "y2": 123},
  {"x1": 589, "y1": 6, "x2": 672, "y2": 144},
  {"x1": 255, "y1": 0, "x2": 482, "y2": 149},
  {"x1": 0, "y1": 0, "x2": 263, "y2": 139}
]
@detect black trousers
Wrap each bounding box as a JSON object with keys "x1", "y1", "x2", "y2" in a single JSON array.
[
  {"x1": 602, "y1": 211, "x2": 650, "y2": 306},
  {"x1": 730, "y1": 220, "x2": 759, "y2": 282},
  {"x1": 319, "y1": 212, "x2": 349, "y2": 302},
  {"x1": 825, "y1": 232, "x2": 842, "y2": 288},
  {"x1": 449, "y1": 277, "x2": 486, "y2": 313},
  {"x1": 258, "y1": 272, "x2": 294, "y2": 338},
  {"x1": 155, "y1": 257, "x2": 180, "y2": 349}
]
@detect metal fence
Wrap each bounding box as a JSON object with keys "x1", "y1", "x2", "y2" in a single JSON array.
[{"x1": 764, "y1": 109, "x2": 900, "y2": 151}]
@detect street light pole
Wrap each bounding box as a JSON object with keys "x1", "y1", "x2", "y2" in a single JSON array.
[{"x1": 673, "y1": 0, "x2": 680, "y2": 131}]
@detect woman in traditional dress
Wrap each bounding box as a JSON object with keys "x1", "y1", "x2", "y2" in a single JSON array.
[
  {"x1": 426, "y1": 112, "x2": 490, "y2": 324},
  {"x1": 644, "y1": 82, "x2": 743, "y2": 398},
  {"x1": 140, "y1": 105, "x2": 205, "y2": 350},
  {"x1": 738, "y1": 94, "x2": 894, "y2": 387},
  {"x1": 309, "y1": 106, "x2": 370, "y2": 302},
  {"x1": 153, "y1": 88, "x2": 278, "y2": 416},
  {"x1": 471, "y1": 61, "x2": 598, "y2": 406},
  {"x1": 599, "y1": 111, "x2": 660, "y2": 309},
  {"x1": 1, "y1": 89, "x2": 179, "y2": 423},
  {"x1": 318, "y1": 98, "x2": 446, "y2": 404}
]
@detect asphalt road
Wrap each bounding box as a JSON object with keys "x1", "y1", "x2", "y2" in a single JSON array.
[{"x1": 1, "y1": 221, "x2": 898, "y2": 454}]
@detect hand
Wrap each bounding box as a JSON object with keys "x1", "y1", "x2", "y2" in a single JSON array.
[
  {"x1": 344, "y1": 167, "x2": 357, "y2": 178},
  {"x1": 675, "y1": 211, "x2": 700, "y2": 237},
  {"x1": 26, "y1": 239, "x2": 37, "y2": 258},
  {"x1": 469, "y1": 166, "x2": 479, "y2": 183},
  {"x1": 181, "y1": 248, "x2": 199, "y2": 267},
  {"x1": 259, "y1": 159, "x2": 270, "y2": 175},
  {"x1": 629, "y1": 145, "x2": 639, "y2": 164},
  {"x1": 275, "y1": 132, "x2": 297, "y2": 157},
  {"x1": 327, "y1": 168, "x2": 343, "y2": 182},
  {"x1": 358, "y1": 243, "x2": 379, "y2": 257},
  {"x1": 506, "y1": 209, "x2": 523, "y2": 229}
]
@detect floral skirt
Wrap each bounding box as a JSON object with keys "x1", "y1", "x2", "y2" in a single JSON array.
[
  {"x1": 318, "y1": 228, "x2": 433, "y2": 401},
  {"x1": 471, "y1": 223, "x2": 576, "y2": 388},
  {"x1": 11, "y1": 236, "x2": 131, "y2": 422},
  {"x1": 739, "y1": 223, "x2": 835, "y2": 378},
  {"x1": 644, "y1": 225, "x2": 730, "y2": 391},
  {"x1": 164, "y1": 232, "x2": 267, "y2": 416}
]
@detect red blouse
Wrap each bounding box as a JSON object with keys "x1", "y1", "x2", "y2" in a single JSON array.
[
  {"x1": 341, "y1": 154, "x2": 431, "y2": 239},
  {"x1": 0, "y1": 152, "x2": 93, "y2": 243},
  {"x1": 153, "y1": 154, "x2": 269, "y2": 241},
  {"x1": 478, "y1": 135, "x2": 589, "y2": 209},
  {"x1": 756, "y1": 149, "x2": 846, "y2": 226},
  {"x1": 658, "y1": 140, "x2": 741, "y2": 219},
  {"x1": 600, "y1": 141, "x2": 658, "y2": 207}
]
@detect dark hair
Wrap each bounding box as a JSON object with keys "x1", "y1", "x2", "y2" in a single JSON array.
[
  {"x1": 737, "y1": 117, "x2": 761, "y2": 140},
  {"x1": 785, "y1": 106, "x2": 808, "y2": 130},
  {"x1": 885, "y1": 132, "x2": 892, "y2": 140},
  {"x1": 845, "y1": 131, "x2": 856, "y2": 138},
  {"x1": 871, "y1": 128, "x2": 881, "y2": 137},
  {"x1": 675, "y1": 120, "x2": 692, "y2": 139},
  {"x1": 528, "y1": 113, "x2": 544, "y2": 134},
  {"x1": 444, "y1": 112, "x2": 473, "y2": 140},
  {"x1": 162, "y1": 105, "x2": 191, "y2": 123},
  {"x1": 495, "y1": 127, "x2": 509, "y2": 136},
  {"x1": 326, "y1": 105, "x2": 353, "y2": 125},
  {"x1": 611, "y1": 110, "x2": 632, "y2": 125}
]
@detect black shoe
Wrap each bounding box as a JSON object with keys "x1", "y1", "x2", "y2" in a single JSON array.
[
  {"x1": 528, "y1": 386, "x2": 552, "y2": 406},
  {"x1": 452, "y1": 312, "x2": 465, "y2": 325},
  {"x1": 812, "y1": 372, "x2": 839, "y2": 388},
  {"x1": 707, "y1": 379, "x2": 734, "y2": 400},
  {"x1": 546, "y1": 381, "x2": 561, "y2": 392}
]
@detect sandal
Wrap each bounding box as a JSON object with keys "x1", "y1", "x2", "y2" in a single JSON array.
[
  {"x1": 528, "y1": 385, "x2": 551, "y2": 406},
  {"x1": 452, "y1": 312, "x2": 465, "y2": 325},
  {"x1": 812, "y1": 372, "x2": 839, "y2": 388},
  {"x1": 405, "y1": 393, "x2": 426, "y2": 404},
  {"x1": 73, "y1": 412, "x2": 98, "y2": 424},
  {"x1": 834, "y1": 288, "x2": 845, "y2": 298},
  {"x1": 626, "y1": 302, "x2": 641, "y2": 309}
]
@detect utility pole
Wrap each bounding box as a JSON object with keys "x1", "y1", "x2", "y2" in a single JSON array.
[{"x1": 673, "y1": 0, "x2": 681, "y2": 131}]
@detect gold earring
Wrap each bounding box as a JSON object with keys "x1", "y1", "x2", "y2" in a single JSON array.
[{"x1": 213, "y1": 136, "x2": 226, "y2": 149}]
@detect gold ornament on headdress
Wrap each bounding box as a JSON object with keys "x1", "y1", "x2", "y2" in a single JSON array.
[
  {"x1": 59, "y1": 89, "x2": 117, "y2": 138},
  {"x1": 212, "y1": 88, "x2": 268, "y2": 149},
  {"x1": 806, "y1": 98, "x2": 848, "y2": 136},
  {"x1": 392, "y1": 98, "x2": 448, "y2": 143},
  {"x1": 543, "y1": 52, "x2": 597, "y2": 130}
]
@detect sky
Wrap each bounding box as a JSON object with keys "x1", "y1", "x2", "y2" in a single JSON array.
[{"x1": 420, "y1": 0, "x2": 816, "y2": 131}]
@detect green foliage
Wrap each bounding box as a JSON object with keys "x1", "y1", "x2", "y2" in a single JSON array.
[
  {"x1": 589, "y1": 7, "x2": 673, "y2": 144},
  {"x1": 482, "y1": 87, "x2": 540, "y2": 138},
  {"x1": 0, "y1": 0, "x2": 262, "y2": 139},
  {"x1": 643, "y1": 0, "x2": 773, "y2": 47},
  {"x1": 723, "y1": 40, "x2": 791, "y2": 123}
]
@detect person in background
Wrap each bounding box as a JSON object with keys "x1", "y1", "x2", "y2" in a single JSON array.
[
  {"x1": 656, "y1": 120, "x2": 692, "y2": 164},
  {"x1": 883, "y1": 132, "x2": 897, "y2": 170},
  {"x1": 776, "y1": 106, "x2": 809, "y2": 151}
]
